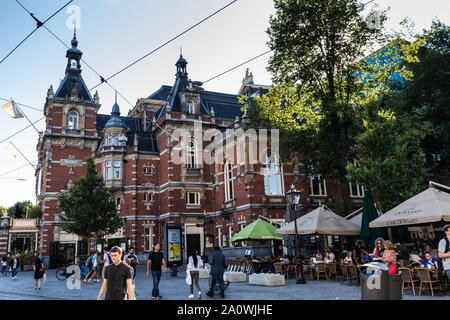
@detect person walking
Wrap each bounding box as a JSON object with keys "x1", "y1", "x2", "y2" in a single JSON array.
[
  {"x1": 10, "y1": 255, "x2": 18, "y2": 280},
  {"x1": 146, "y1": 242, "x2": 167, "y2": 300},
  {"x1": 86, "y1": 251, "x2": 100, "y2": 283},
  {"x1": 206, "y1": 246, "x2": 227, "y2": 298},
  {"x1": 97, "y1": 246, "x2": 133, "y2": 300},
  {"x1": 1, "y1": 257, "x2": 7, "y2": 276},
  {"x1": 123, "y1": 258, "x2": 136, "y2": 300},
  {"x1": 84, "y1": 252, "x2": 94, "y2": 283},
  {"x1": 187, "y1": 250, "x2": 203, "y2": 299},
  {"x1": 102, "y1": 247, "x2": 112, "y2": 281},
  {"x1": 438, "y1": 225, "x2": 450, "y2": 280},
  {"x1": 33, "y1": 257, "x2": 45, "y2": 290},
  {"x1": 124, "y1": 246, "x2": 139, "y2": 279}
]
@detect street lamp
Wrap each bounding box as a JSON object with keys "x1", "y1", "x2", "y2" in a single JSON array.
[
  {"x1": 203, "y1": 209, "x2": 207, "y2": 255},
  {"x1": 285, "y1": 186, "x2": 306, "y2": 284}
]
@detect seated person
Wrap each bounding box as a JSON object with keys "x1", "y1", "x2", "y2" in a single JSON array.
[
  {"x1": 421, "y1": 251, "x2": 438, "y2": 270},
  {"x1": 280, "y1": 253, "x2": 289, "y2": 264},
  {"x1": 382, "y1": 240, "x2": 397, "y2": 274},
  {"x1": 343, "y1": 251, "x2": 354, "y2": 265},
  {"x1": 314, "y1": 250, "x2": 323, "y2": 262},
  {"x1": 324, "y1": 251, "x2": 334, "y2": 264},
  {"x1": 409, "y1": 249, "x2": 422, "y2": 264},
  {"x1": 424, "y1": 244, "x2": 439, "y2": 260},
  {"x1": 372, "y1": 238, "x2": 385, "y2": 259},
  {"x1": 270, "y1": 254, "x2": 277, "y2": 262},
  {"x1": 251, "y1": 255, "x2": 259, "y2": 263}
]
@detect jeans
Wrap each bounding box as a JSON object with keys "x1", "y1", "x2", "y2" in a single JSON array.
[
  {"x1": 1, "y1": 266, "x2": 6, "y2": 275},
  {"x1": 210, "y1": 271, "x2": 225, "y2": 295},
  {"x1": 151, "y1": 271, "x2": 162, "y2": 297},
  {"x1": 445, "y1": 270, "x2": 450, "y2": 280},
  {"x1": 11, "y1": 268, "x2": 17, "y2": 278},
  {"x1": 189, "y1": 270, "x2": 200, "y2": 294}
]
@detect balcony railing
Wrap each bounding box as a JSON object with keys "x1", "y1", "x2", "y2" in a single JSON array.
[{"x1": 66, "y1": 128, "x2": 81, "y2": 135}]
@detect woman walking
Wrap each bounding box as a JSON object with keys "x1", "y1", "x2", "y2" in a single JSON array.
[
  {"x1": 187, "y1": 250, "x2": 203, "y2": 299},
  {"x1": 33, "y1": 257, "x2": 45, "y2": 290}
]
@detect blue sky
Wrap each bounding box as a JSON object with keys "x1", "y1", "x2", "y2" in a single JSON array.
[{"x1": 0, "y1": 0, "x2": 449, "y2": 208}]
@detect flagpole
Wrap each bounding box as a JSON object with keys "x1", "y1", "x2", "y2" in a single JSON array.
[
  {"x1": 9, "y1": 141, "x2": 36, "y2": 170},
  {"x1": 11, "y1": 99, "x2": 40, "y2": 134}
]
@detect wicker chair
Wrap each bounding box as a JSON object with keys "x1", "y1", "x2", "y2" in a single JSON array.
[
  {"x1": 303, "y1": 263, "x2": 315, "y2": 280},
  {"x1": 416, "y1": 268, "x2": 442, "y2": 296},
  {"x1": 326, "y1": 263, "x2": 337, "y2": 280},
  {"x1": 316, "y1": 262, "x2": 329, "y2": 280},
  {"x1": 274, "y1": 262, "x2": 286, "y2": 277},
  {"x1": 339, "y1": 263, "x2": 349, "y2": 284},
  {"x1": 398, "y1": 267, "x2": 419, "y2": 295},
  {"x1": 347, "y1": 265, "x2": 360, "y2": 286}
]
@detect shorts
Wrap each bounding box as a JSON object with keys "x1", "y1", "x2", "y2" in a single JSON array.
[{"x1": 93, "y1": 266, "x2": 99, "y2": 273}]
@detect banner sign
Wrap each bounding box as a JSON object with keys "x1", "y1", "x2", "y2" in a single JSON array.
[{"x1": 166, "y1": 225, "x2": 183, "y2": 266}]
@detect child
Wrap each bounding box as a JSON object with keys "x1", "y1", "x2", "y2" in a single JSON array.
[
  {"x1": 123, "y1": 258, "x2": 136, "y2": 300},
  {"x1": 1, "y1": 257, "x2": 7, "y2": 276}
]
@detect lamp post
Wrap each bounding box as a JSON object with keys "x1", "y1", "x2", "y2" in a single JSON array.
[
  {"x1": 285, "y1": 187, "x2": 306, "y2": 284},
  {"x1": 203, "y1": 209, "x2": 207, "y2": 255}
]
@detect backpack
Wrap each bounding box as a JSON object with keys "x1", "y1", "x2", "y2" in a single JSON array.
[{"x1": 445, "y1": 238, "x2": 450, "y2": 254}]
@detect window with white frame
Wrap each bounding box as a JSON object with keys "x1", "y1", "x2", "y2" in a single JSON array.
[
  {"x1": 224, "y1": 161, "x2": 234, "y2": 201},
  {"x1": 113, "y1": 161, "x2": 121, "y2": 179},
  {"x1": 186, "y1": 192, "x2": 200, "y2": 205},
  {"x1": 217, "y1": 228, "x2": 222, "y2": 247},
  {"x1": 185, "y1": 138, "x2": 198, "y2": 169},
  {"x1": 116, "y1": 196, "x2": 121, "y2": 209},
  {"x1": 105, "y1": 161, "x2": 112, "y2": 180},
  {"x1": 144, "y1": 227, "x2": 153, "y2": 252},
  {"x1": 186, "y1": 100, "x2": 194, "y2": 114},
  {"x1": 143, "y1": 167, "x2": 152, "y2": 175},
  {"x1": 263, "y1": 152, "x2": 284, "y2": 195},
  {"x1": 143, "y1": 192, "x2": 153, "y2": 202},
  {"x1": 349, "y1": 182, "x2": 365, "y2": 197},
  {"x1": 228, "y1": 226, "x2": 234, "y2": 247},
  {"x1": 309, "y1": 175, "x2": 327, "y2": 196},
  {"x1": 68, "y1": 110, "x2": 78, "y2": 129}
]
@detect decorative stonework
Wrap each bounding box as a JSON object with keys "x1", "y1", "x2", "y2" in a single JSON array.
[{"x1": 60, "y1": 156, "x2": 83, "y2": 174}]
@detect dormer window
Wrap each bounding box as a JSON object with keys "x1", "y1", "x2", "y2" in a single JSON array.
[
  {"x1": 186, "y1": 100, "x2": 194, "y2": 114},
  {"x1": 68, "y1": 110, "x2": 78, "y2": 129}
]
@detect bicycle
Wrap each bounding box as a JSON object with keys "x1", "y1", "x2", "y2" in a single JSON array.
[{"x1": 56, "y1": 262, "x2": 89, "y2": 281}]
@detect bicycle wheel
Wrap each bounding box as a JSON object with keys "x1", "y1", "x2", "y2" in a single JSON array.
[{"x1": 55, "y1": 268, "x2": 67, "y2": 281}]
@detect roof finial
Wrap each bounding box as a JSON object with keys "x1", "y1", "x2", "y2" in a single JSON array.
[
  {"x1": 74, "y1": 21, "x2": 76, "y2": 39},
  {"x1": 115, "y1": 90, "x2": 117, "y2": 104},
  {"x1": 180, "y1": 46, "x2": 183, "y2": 57}
]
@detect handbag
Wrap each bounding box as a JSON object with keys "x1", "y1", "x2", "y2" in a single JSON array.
[{"x1": 185, "y1": 270, "x2": 192, "y2": 285}]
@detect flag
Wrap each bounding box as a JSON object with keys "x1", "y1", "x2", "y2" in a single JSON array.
[
  {"x1": 2, "y1": 101, "x2": 23, "y2": 119},
  {"x1": 4, "y1": 143, "x2": 17, "y2": 158}
]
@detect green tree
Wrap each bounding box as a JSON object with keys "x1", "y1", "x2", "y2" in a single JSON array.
[
  {"x1": 27, "y1": 206, "x2": 42, "y2": 219},
  {"x1": 0, "y1": 206, "x2": 7, "y2": 216},
  {"x1": 58, "y1": 157, "x2": 123, "y2": 245},
  {"x1": 7, "y1": 201, "x2": 32, "y2": 219}
]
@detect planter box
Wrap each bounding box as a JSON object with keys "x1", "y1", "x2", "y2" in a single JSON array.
[
  {"x1": 224, "y1": 272, "x2": 247, "y2": 283},
  {"x1": 23, "y1": 265, "x2": 34, "y2": 271},
  {"x1": 249, "y1": 273, "x2": 285, "y2": 286}
]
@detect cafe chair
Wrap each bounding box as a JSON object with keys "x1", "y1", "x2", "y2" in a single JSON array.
[
  {"x1": 339, "y1": 263, "x2": 349, "y2": 284},
  {"x1": 416, "y1": 267, "x2": 442, "y2": 296},
  {"x1": 398, "y1": 267, "x2": 418, "y2": 296},
  {"x1": 347, "y1": 265, "x2": 360, "y2": 286},
  {"x1": 274, "y1": 262, "x2": 286, "y2": 277},
  {"x1": 315, "y1": 262, "x2": 329, "y2": 280},
  {"x1": 303, "y1": 263, "x2": 314, "y2": 280},
  {"x1": 326, "y1": 263, "x2": 337, "y2": 280}
]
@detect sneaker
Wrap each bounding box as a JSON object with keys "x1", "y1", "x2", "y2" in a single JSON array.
[
  {"x1": 220, "y1": 292, "x2": 225, "y2": 298},
  {"x1": 188, "y1": 294, "x2": 194, "y2": 299},
  {"x1": 83, "y1": 279, "x2": 87, "y2": 283},
  {"x1": 206, "y1": 291, "x2": 213, "y2": 298},
  {"x1": 156, "y1": 296, "x2": 162, "y2": 300},
  {"x1": 198, "y1": 292, "x2": 202, "y2": 299},
  {"x1": 152, "y1": 296, "x2": 156, "y2": 300}
]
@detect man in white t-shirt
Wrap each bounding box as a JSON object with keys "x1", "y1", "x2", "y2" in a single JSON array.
[
  {"x1": 102, "y1": 247, "x2": 112, "y2": 281},
  {"x1": 10, "y1": 255, "x2": 18, "y2": 279},
  {"x1": 438, "y1": 225, "x2": 450, "y2": 279}
]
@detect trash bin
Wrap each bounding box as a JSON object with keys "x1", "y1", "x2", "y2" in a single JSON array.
[
  {"x1": 360, "y1": 263, "x2": 389, "y2": 300},
  {"x1": 388, "y1": 271, "x2": 403, "y2": 300},
  {"x1": 360, "y1": 263, "x2": 403, "y2": 300}
]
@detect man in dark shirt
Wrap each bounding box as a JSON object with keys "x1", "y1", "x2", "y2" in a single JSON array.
[
  {"x1": 97, "y1": 246, "x2": 133, "y2": 300},
  {"x1": 206, "y1": 246, "x2": 227, "y2": 298},
  {"x1": 147, "y1": 242, "x2": 167, "y2": 300},
  {"x1": 124, "y1": 246, "x2": 139, "y2": 279}
]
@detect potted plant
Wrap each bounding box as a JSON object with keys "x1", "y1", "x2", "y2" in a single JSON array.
[{"x1": 394, "y1": 243, "x2": 410, "y2": 266}]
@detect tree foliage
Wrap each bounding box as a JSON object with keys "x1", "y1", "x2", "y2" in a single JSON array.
[
  {"x1": 7, "y1": 201, "x2": 32, "y2": 219},
  {"x1": 58, "y1": 157, "x2": 123, "y2": 242}
]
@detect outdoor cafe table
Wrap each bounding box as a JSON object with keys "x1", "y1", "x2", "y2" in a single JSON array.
[{"x1": 252, "y1": 260, "x2": 275, "y2": 273}]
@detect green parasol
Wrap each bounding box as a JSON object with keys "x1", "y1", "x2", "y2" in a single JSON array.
[
  {"x1": 360, "y1": 190, "x2": 386, "y2": 248},
  {"x1": 230, "y1": 219, "x2": 284, "y2": 242}
]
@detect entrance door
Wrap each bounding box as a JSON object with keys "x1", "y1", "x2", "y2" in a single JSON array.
[
  {"x1": 273, "y1": 240, "x2": 283, "y2": 256},
  {"x1": 186, "y1": 234, "x2": 201, "y2": 256}
]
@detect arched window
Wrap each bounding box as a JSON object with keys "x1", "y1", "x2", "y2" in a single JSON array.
[
  {"x1": 263, "y1": 153, "x2": 283, "y2": 195},
  {"x1": 185, "y1": 137, "x2": 198, "y2": 168},
  {"x1": 224, "y1": 160, "x2": 234, "y2": 201},
  {"x1": 186, "y1": 100, "x2": 194, "y2": 114},
  {"x1": 68, "y1": 110, "x2": 78, "y2": 129}
]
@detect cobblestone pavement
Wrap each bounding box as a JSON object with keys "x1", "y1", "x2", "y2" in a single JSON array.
[{"x1": 0, "y1": 266, "x2": 449, "y2": 300}]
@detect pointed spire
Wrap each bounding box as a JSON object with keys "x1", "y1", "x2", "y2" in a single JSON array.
[{"x1": 112, "y1": 91, "x2": 120, "y2": 116}]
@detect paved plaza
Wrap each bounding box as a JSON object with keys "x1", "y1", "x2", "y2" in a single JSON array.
[{"x1": 0, "y1": 265, "x2": 449, "y2": 300}]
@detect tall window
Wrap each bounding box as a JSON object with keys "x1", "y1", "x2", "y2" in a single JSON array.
[
  {"x1": 186, "y1": 100, "x2": 194, "y2": 114},
  {"x1": 309, "y1": 175, "x2": 327, "y2": 196},
  {"x1": 263, "y1": 153, "x2": 283, "y2": 195},
  {"x1": 224, "y1": 161, "x2": 234, "y2": 201},
  {"x1": 68, "y1": 110, "x2": 78, "y2": 129},
  {"x1": 144, "y1": 227, "x2": 152, "y2": 252},
  {"x1": 217, "y1": 228, "x2": 222, "y2": 247},
  {"x1": 228, "y1": 226, "x2": 234, "y2": 247},
  {"x1": 143, "y1": 192, "x2": 153, "y2": 202},
  {"x1": 113, "y1": 161, "x2": 121, "y2": 179},
  {"x1": 185, "y1": 138, "x2": 198, "y2": 168},
  {"x1": 105, "y1": 161, "x2": 112, "y2": 179},
  {"x1": 349, "y1": 182, "x2": 364, "y2": 197},
  {"x1": 186, "y1": 192, "x2": 200, "y2": 205}
]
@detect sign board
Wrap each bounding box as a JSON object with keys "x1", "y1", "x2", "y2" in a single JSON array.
[
  {"x1": 12, "y1": 219, "x2": 37, "y2": 229},
  {"x1": 165, "y1": 225, "x2": 183, "y2": 266}
]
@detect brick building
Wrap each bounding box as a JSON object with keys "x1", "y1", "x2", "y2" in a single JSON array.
[{"x1": 35, "y1": 36, "x2": 365, "y2": 267}]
